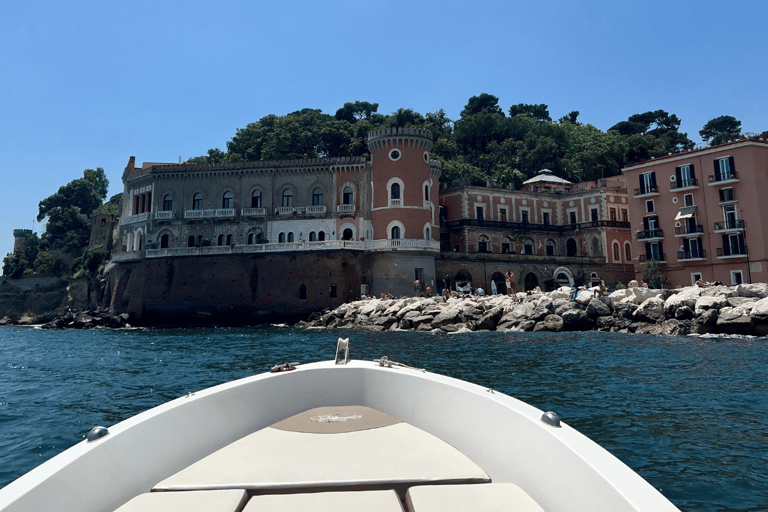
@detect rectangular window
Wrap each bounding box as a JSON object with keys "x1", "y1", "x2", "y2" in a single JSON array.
[
  {"x1": 719, "y1": 158, "x2": 731, "y2": 180},
  {"x1": 720, "y1": 188, "x2": 735, "y2": 202},
  {"x1": 621, "y1": 209, "x2": 628, "y2": 222},
  {"x1": 645, "y1": 242, "x2": 663, "y2": 261},
  {"x1": 731, "y1": 270, "x2": 743, "y2": 286},
  {"x1": 543, "y1": 212, "x2": 550, "y2": 225},
  {"x1": 501, "y1": 243, "x2": 510, "y2": 254},
  {"x1": 521, "y1": 211, "x2": 529, "y2": 223},
  {"x1": 723, "y1": 204, "x2": 737, "y2": 228},
  {"x1": 476, "y1": 206, "x2": 484, "y2": 224},
  {"x1": 524, "y1": 242, "x2": 533, "y2": 255},
  {"x1": 684, "y1": 194, "x2": 694, "y2": 207},
  {"x1": 329, "y1": 285, "x2": 337, "y2": 298},
  {"x1": 500, "y1": 208, "x2": 507, "y2": 223},
  {"x1": 640, "y1": 172, "x2": 656, "y2": 194},
  {"x1": 646, "y1": 200, "x2": 654, "y2": 213},
  {"x1": 676, "y1": 164, "x2": 696, "y2": 188},
  {"x1": 610, "y1": 208, "x2": 617, "y2": 221},
  {"x1": 569, "y1": 211, "x2": 577, "y2": 224},
  {"x1": 590, "y1": 208, "x2": 599, "y2": 221},
  {"x1": 691, "y1": 273, "x2": 703, "y2": 286}
]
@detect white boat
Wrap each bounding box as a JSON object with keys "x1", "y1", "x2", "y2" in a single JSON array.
[{"x1": 0, "y1": 339, "x2": 680, "y2": 512}]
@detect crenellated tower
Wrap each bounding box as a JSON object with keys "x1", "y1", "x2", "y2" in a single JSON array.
[{"x1": 367, "y1": 127, "x2": 437, "y2": 243}]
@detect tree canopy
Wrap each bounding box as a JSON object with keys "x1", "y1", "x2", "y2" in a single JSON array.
[{"x1": 700, "y1": 115, "x2": 742, "y2": 145}]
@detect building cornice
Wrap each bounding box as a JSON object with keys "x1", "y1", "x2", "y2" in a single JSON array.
[{"x1": 622, "y1": 139, "x2": 768, "y2": 173}]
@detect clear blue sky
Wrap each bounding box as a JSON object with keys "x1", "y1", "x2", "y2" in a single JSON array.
[{"x1": 2, "y1": 0, "x2": 767, "y2": 265}]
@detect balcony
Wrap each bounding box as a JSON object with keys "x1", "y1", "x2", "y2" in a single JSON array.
[
  {"x1": 713, "y1": 219, "x2": 745, "y2": 233},
  {"x1": 670, "y1": 178, "x2": 699, "y2": 191},
  {"x1": 638, "y1": 253, "x2": 666, "y2": 263},
  {"x1": 389, "y1": 199, "x2": 401, "y2": 207},
  {"x1": 636, "y1": 229, "x2": 664, "y2": 241},
  {"x1": 717, "y1": 246, "x2": 748, "y2": 258},
  {"x1": 675, "y1": 224, "x2": 704, "y2": 236},
  {"x1": 154, "y1": 211, "x2": 173, "y2": 221},
  {"x1": 184, "y1": 209, "x2": 235, "y2": 219},
  {"x1": 709, "y1": 170, "x2": 739, "y2": 185},
  {"x1": 241, "y1": 207, "x2": 267, "y2": 216},
  {"x1": 677, "y1": 249, "x2": 706, "y2": 261},
  {"x1": 119, "y1": 212, "x2": 150, "y2": 225},
  {"x1": 305, "y1": 205, "x2": 327, "y2": 214},
  {"x1": 365, "y1": 239, "x2": 440, "y2": 252},
  {"x1": 633, "y1": 185, "x2": 659, "y2": 198},
  {"x1": 336, "y1": 204, "x2": 356, "y2": 213}
]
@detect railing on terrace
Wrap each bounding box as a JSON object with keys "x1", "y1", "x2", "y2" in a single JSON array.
[
  {"x1": 241, "y1": 207, "x2": 267, "y2": 216},
  {"x1": 337, "y1": 204, "x2": 356, "y2": 213},
  {"x1": 636, "y1": 229, "x2": 664, "y2": 240},
  {"x1": 154, "y1": 211, "x2": 173, "y2": 220},
  {"x1": 305, "y1": 205, "x2": 326, "y2": 214},
  {"x1": 677, "y1": 249, "x2": 706, "y2": 260},
  {"x1": 709, "y1": 170, "x2": 738, "y2": 183},
  {"x1": 633, "y1": 185, "x2": 659, "y2": 196},
  {"x1": 713, "y1": 219, "x2": 745, "y2": 231},
  {"x1": 110, "y1": 251, "x2": 142, "y2": 261},
  {"x1": 389, "y1": 199, "x2": 401, "y2": 207},
  {"x1": 119, "y1": 212, "x2": 150, "y2": 225},
  {"x1": 144, "y1": 240, "x2": 368, "y2": 258},
  {"x1": 444, "y1": 219, "x2": 630, "y2": 232},
  {"x1": 275, "y1": 206, "x2": 302, "y2": 215},
  {"x1": 638, "y1": 253, "x2": 666, "y2": 263},
  {"x1": 184, "y1": 209, "x2": 235, "y2": 219},
  {"x1": 675, "y1": 224, "x2": 704, "y2": 235},
  {"x1": 365, "y1": 239, "x2": 440, "y2": 251},
  {"x1": 670, "y1": 178, "x2": 698, "y2": 190},
  {"x1": 717, "y1": 246, "x2": 748, "y2": 257}
]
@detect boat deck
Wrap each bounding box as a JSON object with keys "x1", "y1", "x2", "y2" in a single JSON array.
[{"x1": 114, "y1": 405, "x2": 545, "y2": 511}]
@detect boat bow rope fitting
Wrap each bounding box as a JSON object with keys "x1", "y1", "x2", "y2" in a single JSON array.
[
  {"x1": 374, "y1": 356, "x2": 425, "y2": 372},
  {"x1": 335, "y1": 338, "x2": 350, "y2": 365}
]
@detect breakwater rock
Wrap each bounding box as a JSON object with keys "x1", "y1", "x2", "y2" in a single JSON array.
[{"x1": 299, "y1": 283, "x2": 768, "y2": 337}]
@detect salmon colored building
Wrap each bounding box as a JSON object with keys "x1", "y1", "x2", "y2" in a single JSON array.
[{"x1": 622, "y1": 138, "x2": 768, "y2": 287}]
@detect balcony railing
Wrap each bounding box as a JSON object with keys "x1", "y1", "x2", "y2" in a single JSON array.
[
  {"x1": 184, "y1": 208, "x2": 235, "y2": 219},
  {"x1": 305, "y1": 205, "x2": 327, "y2": 214},
  {"x1": 389, "y1": 199, "x2": 401, "y2": 207},
  {"x1": 365, "y1": 239, "x2": 440, "y2": 251},
  {"x1": 634, "y1": 185, "x2": 659, "y2": 196},
  {"x1": 709, "y1": 170, "x2": 738, "y2": 184},
  {"x1": 119, "y1": 212, "x2": 150, "y2": 225},
  {"x1": 713, "y1": 219, "x2": 745, "y2": 232},
  {"x1": 636, "y1": 229, "x2": 664, "y2": 240},
  {"x1": 241, "y1": 207, "x2": 266, "y2": 216},
  {"x1": 443, "y1": 219, "x2": 630, "y2": 233},
  {"x1": 110, "y1": 251, "x2": 142, "y2": 262},
  {"x1": 670, "y1": 178, "x2": 698, "y2": 190},
  {"x1": 638, "y1": 253, "x2": 666, "y2": 263},
  {"x1": 717, "y1": 246, "x2": 748, "y2": 257},
  {"x1": 337, "y1": 204, "x2": 356, "y2": 213},
  {"x1": 677, "y1": 249, "x2": 706, "y2": 260},
  {"x1": 675, "y1": 224, "x2": 703, "y2": 236},
  {"x1": 154, "y1": 211, "x2": 173, "y2": 220}
]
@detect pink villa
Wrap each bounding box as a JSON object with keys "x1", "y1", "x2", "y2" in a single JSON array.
[{"x1": 622, "y1": 138, "x2": 768, "y2": 287}]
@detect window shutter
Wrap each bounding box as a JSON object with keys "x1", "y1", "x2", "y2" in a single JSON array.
[
  {"x1": 645, "y1": 243, "x2": 652, "y2": 260},
  {"x1": 689, "y1": 164, "x2": 695, "y2": 179},
  {"x1": 729, "y1": 156, "x2": 735, "y2": 175},
  {"x1": 643, "y1": 216, "x2": 650, "y2": 230},
  {"x1": 722, "y1": 234, "x2": 729, "y2": 255},
  {"x1": 650, "y1": 172, "x2": 657, "y2": 188},
  {"x1": 714, "y1": 159, "x2": 721, "y2": 181},
  {"x1": 658, "y1": 242, "x2": 663, "y2": 260},
  {"x1": 675, "y1": 166, "x2": 681, "y2": 184},
  {"x1": 639, "y1": 175, "x2": 645, "y2": 194},
  {"x1": 719, "y1": 189, "x2": 725, "y2": 201}
]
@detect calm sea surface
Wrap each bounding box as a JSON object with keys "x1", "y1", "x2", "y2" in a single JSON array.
[{"x1": 0, "y1": 325, "x2": 766, "y2": 511}]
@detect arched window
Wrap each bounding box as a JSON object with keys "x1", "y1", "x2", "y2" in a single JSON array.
[
  {"x1": 391, "y1": 183, "x2": 400, "y2": 200},
  {"x1": 299, "y1": 284, "x2": 307, "y2": 300},
  {"x1": 343, "y1": 187, "x2": 353, "y2": 204},
  {"x1": 625, "y1": 242, "x2": 632, "y2": 261},
  {"x1": 226, "y1": 234, "x2": 233, "y2": 245},
  {"x1": 160, "y1": 234, "x2": 170, "y2": 248},
  {"x1": 217, "y1": 234, "x2": 224, "y2": 246},
  {"x1": 288, "y1": 232, "x2": 295, "y2": 242},
  {"x1": 424, "y1": 184, "x2": 429, "y2": 201},
  {"x1": 524, "y1": 238, "x2": 534, "y2": 255},
  {"x1": 309, "y1": 231, "x2": 317, "y2": 241},
  {"x1": 425, "y1": 227, "x2": 430, "y2": 240},
  {"x1": 163, "y1": 194, "x2": 173, "y2": 211},
  {"x1": 278, "y1": 232, "x2": 285, "y2": 243},
  {"x1": 188, "y1": 235, "x2": 195, "y2": 247},
  {"x1": 391, "y1": 226, "x2": 401, "y2": 239},
  {"x1": 478, "y1": 235, "x2": 489, "y2": 253},
  {"x1": 312, "y1": 187, "x2": 323, "y2": 206},
  {"x1": 318, "y1": 231, "x2": 326, "y2": 241},
  {"x1": 566, "y1": 238, "x2": 578, "y2": 257},
  {"x1": 546, "y1": 239, "x2": 556, "y2": 256},
  {"x1": 613, "y1": 242, "x2": 620, "y2": 261},
  {"x1": 192, "y1": 193, "x2": 203, "y2": 210},
  {"x1": 222, "y1": 191, "x2": 233, "y2": 209},
  {"x1": 282, "y1": 189, "x2": 293, "y2": 207},
  {"x1": 251, "y1": 190, "x2": 262, "y2": 208},
  {"x1": 342, "y1": 228, "x2": 353, "y2": 241},
  {"x1": 248, "y1": 233, "x2": 254, "y2": 245}
]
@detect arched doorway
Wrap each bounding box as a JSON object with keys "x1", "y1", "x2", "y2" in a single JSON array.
[
  {"x1": 491, "y1": 272, "x2": 506, "y2": 295},
  {"x1": 454, "y1": 270, "x2": 472, "y2": 292},
  {"x1": 342, "y1": 228, "x2": 354, "y2": 241},
  {"x1": 160, "y1": 234, "x2": 170, "y2": 249},
  {"x1": 566, "y1": 238, "x2": 578, "y2": 257},
  {"x1": 524, "y1": 272, "x2": 539, "y2": 291}
]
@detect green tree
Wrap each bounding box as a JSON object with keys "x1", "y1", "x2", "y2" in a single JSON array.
[
  {"x1": 334, "y1": 101, "x2": 379, "y2": 123},
  {"x1": 508, "y1": 103, "x2": 552, "y2": 124},
  {"x1": 460, "y1": 93, "x2": 504, "y2": 117},
  {"x1": 610, "y1": 110, "x2": 694, "y2": 160},
  {"x1": 641, "y1": 259, "x2": 669, "y2": 289},
  {"x1": 558, "y1": 111, "x2": 580, "y2": 125},
  {"x1": 700, "y1": 115, "x2": 742, "y2": 145},
  {"x1": 2, "y1": 232, "x2": 40, "y2": 277},
  {"x1": 93, "y1": 193, "x2": 123, "y2": 219},
  {"x1": 561, "y1": 123, "x2": 624, "y2": 181}
]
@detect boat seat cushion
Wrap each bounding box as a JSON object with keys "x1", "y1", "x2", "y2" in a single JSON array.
[
  {"x1": 153, "y1": 405, "x2": 489, "y2": 492},
  {"x1": 112, "y1": 489, "x2": 247, "y2": 512},
  {"x1": 243, "y1": 489, "x2": 403, "y2": 512},
  {"x1": 405, "y1": 483, "x2": 545, "y2": 512}
]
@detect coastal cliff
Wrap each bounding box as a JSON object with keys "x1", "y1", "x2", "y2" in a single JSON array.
[
  {"x1": 300, "y1": 283, "x2": 768, "y2": 337},
  {"x1": 0, "y1": 276, "x2": 90, "y2": 325}
]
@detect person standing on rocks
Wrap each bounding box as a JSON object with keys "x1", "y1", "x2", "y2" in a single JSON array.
[
  {"x1": 414, "y1": 279, "x2": 422, "y2": 297},
  {"x1": 506, "y1": 270, "x2": 516, "y2": 295},
  {"x1": 443, "y1": 274, "x2": 452, "y2": 293}
]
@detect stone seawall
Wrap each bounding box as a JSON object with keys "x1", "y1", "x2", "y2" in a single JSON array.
[
  {"x1": 0, "y1": 276, "x2": 90, "y2": 325},
  {"x1": 300, "y1": 283, "x2": 768, "y2": 337}
]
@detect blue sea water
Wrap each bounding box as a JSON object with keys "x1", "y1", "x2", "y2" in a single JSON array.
[{"x1": 0, "y1": 325, "x2": 766, "y2": 511}]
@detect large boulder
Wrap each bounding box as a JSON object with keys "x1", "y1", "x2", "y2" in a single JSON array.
[
  {"x1": 633, "y1": 297, "x2": 666, "y2": 324},
  {"x1": 690, "y1": 309, "x2": 718, "y2": 334},
  {"x1": 694, "y1": 295, "x2": 729, "y2": 315},
  {"x1": 613, "y1": 302, "x2": 638, "y2": 320},
  {"x1": 586, "y1": 298, "x2": 611, "y2": 318},
  {"x1": 533, "y1": 314, "x2": 564, "y2": 332},
  {"x1": 749, "y1": 296, "x2": 768, "y2": 323},
  {"x1": 431, "y1": 309, "x2": 464, "y2": 329},
  {"x1": 476, "y1": 306, "x2": 504, "y2": 331},
  {"x1": 561, "y1": 309, "x2": 594, "y2": 330},
  {"x1": 596, "y1": 316, "x2": 615, "y2": 331},
  {"x1": 574, "y1": 290, "x2": 594, "y2": 306},
  {"x1": 700, "y1": 285, "x2": 736, "y2": 298},
  {"x1": 736, "y1": 283, "x2": 768, "y2": 299},
  {"x1": 664, "y1": 286, "x2": 702, "y2": 317},
  {"x1": 554, "y1": 301, "x2": 582, "y2": 316},
  {"x1": 629, "y1": 287, "x2": 663, "y2": 304},
  {"x1": 716, "y1": 306, "x2": 754, "y2": 335},
  {"x1": 608, "y1": 288, "x2": 633, "y2": 302}
]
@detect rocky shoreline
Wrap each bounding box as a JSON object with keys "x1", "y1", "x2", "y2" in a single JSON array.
[{"x1": 299, "y1": 283, "x2": 768, "y2": 337}]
